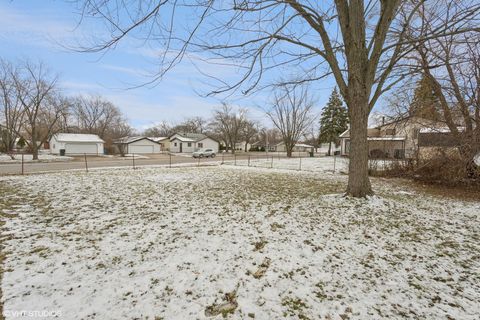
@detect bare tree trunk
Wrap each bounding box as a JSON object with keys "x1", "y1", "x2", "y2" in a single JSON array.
[
  {"x1": 286, "y1": 144, "x2": 293, "y2": 158},
  {"x1": 31, "y1": 129, "x2": 39, "y2": 160},
  {"x1": 458, "y1": 144, "x2": 480, "y2": 178},
  {"x1": 328, "y1": 142, "x2": 332, "y2": 156},
  {"x1": 346, "y1": 95, "x2": 372, "y2": 197}
]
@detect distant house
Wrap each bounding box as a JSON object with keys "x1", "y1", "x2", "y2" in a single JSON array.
[
  {"x1": 50, "y1": 133, "x2": 104, "y2": 155},
  {"x1": 339, "y1": 117, "x2": 455, "y2": 159},
  {"x1": 275, "y1": 142, "x2": 314, "y2": 152},
  {"x1": 169, "y1": 133, "x2": 219, "y2": 153},
  {"x1": 417, "y1": 127, "x2": 463, "y2": 158},
  {"x1": 113, "y1": 136, "x2": 162, "y2": 154},
  {"x1": 149, "y1": 137, "x2": 170, "y2": 151},
  {"x1": 250, "y1": 141, "x2": 277, "y2": 152},
  {"x1": 234, "y1": 141, "x2": 252, "y2": 152}
]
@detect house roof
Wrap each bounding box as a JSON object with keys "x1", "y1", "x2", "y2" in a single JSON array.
[
  {"x1": 275, "y1": 142, "x2": 314, "y2": 148},
  {"x1": 169, "y1": 132, "x2": 220, "y2": 143},
  {"x1": 148, "y1": 136, "x2": 168, "y2": 142},
  {"x1": 419, "y1": 127, "x2": 465, "y2": 133},
  {"x1": 339, "y1": 128, "x2": 350, "y2": 138},
  {"x1": 295, "y1": 143, "x2": 314, "y2": 148},
  {"x1": 53, "y1": 133, "x2": 104, "y2": 143},
  {"x1": 339, "y1": 128, "x2": 380, "y2": 139},
  {"x1": 170, "y1": 136, "x2": 196, "y2": 142},
  {"x1": 114, "y1": 136, "x2": 160, "y2": 144},
  {"x1": 169, "y1": 132, "x2": 207, "y2": 140}
]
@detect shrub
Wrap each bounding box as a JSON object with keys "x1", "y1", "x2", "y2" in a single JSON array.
[{"x1": 371, "y1": 148, "x2": 480, "y2": 188}]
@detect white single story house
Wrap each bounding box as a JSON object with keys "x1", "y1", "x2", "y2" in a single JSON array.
[
  {"x1": 114, "y1": 136, "x2": 162, "y2": 154},
  {"x1": 50, "y1": 133, "x2": 104, "y2": 155},
  {"x1": 169, "y1": 133, "x2": 219, "y2": 153},
  {"x1": 234, "y1": 141, "x2": 252, "y2": 152},
  {"x1": 275, "y1": 142, "x2": 314, "y2": 152}
]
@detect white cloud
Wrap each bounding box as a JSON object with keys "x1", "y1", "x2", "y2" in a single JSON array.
[{"x1": 0, "y1": 5, "x2": 75, "y2": 48}]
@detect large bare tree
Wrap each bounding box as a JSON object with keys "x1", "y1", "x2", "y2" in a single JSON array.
[
  {"x1": 12, "y1": 62, "x2": 67, "y2": 160},
  {"x1": 0, "y1": 60, "x2": 24, "y2": 153},
  {"x1": 143, "y1": 121, "x2": 173, "y2": 137},
  {"x1": 266, "y1": 84, "x2": 315, "y2": 157},
  {"x1": 71, "y1": 94, "x2": 123, "y2": 138},
  {"x1": 210, "y1": 104, "x2": 247, "y2": 154},
  {"x1": 241, "y1": 120, "x2": 260, "y2": 152},
  {"x1": 75, "y1": 0, "x2": 480, "y2": 196}
]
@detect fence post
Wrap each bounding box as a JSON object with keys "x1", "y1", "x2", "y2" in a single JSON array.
[
  {"x1": 169, "y1": 153, "x2": 172, "y2": 168},
  {"x1": 21, "y1": 153, "x2": 24, "y2": 175},
  {"x1": 299, "y1": 157, "x2": 302, "y2": 171},
  {"x1": 271, "y1": 155, "x2": 273, "y2": 168},
  {"x1": 248, "y1": 155, "x2": 250, "y2": 167},
  {"x1": 84, "y1": 153, "x2": 88, "y2": 173},
  {"x1": 132, "y1": 153, "x2": 136, "y2": 170},
  {"x1": 222, "y1": 152, "x2": 224, "y2": 164},
  {"x1": 234, "y1": 153, "x2": 237, "y2": 166},
  {"x1": 333, "y1": 154, "x2": 336, "y2": 173},
  {"x1": 198, "y1": 155, "x2": 200, "y2": 167}
]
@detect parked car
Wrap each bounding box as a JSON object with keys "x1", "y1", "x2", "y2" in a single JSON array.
[{"x1": 192, "y1": 148, "x2": 216, "y2": 158}]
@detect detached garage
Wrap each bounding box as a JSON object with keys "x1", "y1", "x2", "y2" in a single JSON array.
[
  {"x1": 113, "y1": 137, "x2": 162, "y2": 154},
  {"x1": 50, "y1": 133, "x2": 104, "y2": 155}
]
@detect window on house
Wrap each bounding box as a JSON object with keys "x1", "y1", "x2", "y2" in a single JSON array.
[
  {"x1": 385, "y1": 129, "x2": 396, "y2": 135},
  {"x1": 198, "y1": 143, "x2": 203, "y2": 148},
  {"x1": 174, "y1": 142, "x2": 177, "y2": 147},
  {"x1": 188, "y1": 142, "x2": 192, "y2": 147}
]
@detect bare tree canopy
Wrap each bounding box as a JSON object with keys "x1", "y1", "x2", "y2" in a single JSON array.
[
  {"x1": 210, "y1": 104, "x2": 247, "y2": 153},
  {"x1": 0, "y1": 60, "x2": 24, "y2": 153},
  {"x1": 398, "y1": 1, "x2": 480, "y2": 176},
  {"x1": 74, "y1": 0, "x2": 480, "y2": 196},
  {"x1": 71, "y1": 94, "x2": 127, "y2": 138},
  {"x1": 2, "y1": 61, "x2": 68, "y2": 160},
  {"x1": 266, "y1": 84, "x2": 315, "y2": 157},
  {"x1": 143, "y1": 121, "x2": 173, "y2": 137}
]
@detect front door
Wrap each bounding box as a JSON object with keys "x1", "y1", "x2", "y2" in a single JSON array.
[{"x1": 180, "y1": 143, "x2": 183, "y2": 153}]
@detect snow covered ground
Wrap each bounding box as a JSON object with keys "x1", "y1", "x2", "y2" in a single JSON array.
[
  {"x1": 228, "y1": 156, "x2": 350, "y2": 173},
  {"x1": 1, "y1": 165, "x2": 479, "y2": 319},
  {"x1": 0, "y1": 154, "x2": 73, "y2": 163}
]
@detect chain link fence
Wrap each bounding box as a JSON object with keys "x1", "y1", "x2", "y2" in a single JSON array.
[{"x1": 0, "y1": 151, "x2": 356, "y2": 176}]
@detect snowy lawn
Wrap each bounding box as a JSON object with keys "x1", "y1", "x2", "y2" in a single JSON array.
[
  {"x1": 227, "y1": 156, "x2": 349, "y2": 173},
  {"x1": 0, "y1": 154, "x2": 73, "y2": 163},
  {"x1": 0, "y1": 165, "x2": 479, "y2": 319}
]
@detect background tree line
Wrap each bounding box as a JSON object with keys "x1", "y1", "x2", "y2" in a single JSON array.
[{"x1": 0, "y1": 59, "x2": 133, "y2": 159}]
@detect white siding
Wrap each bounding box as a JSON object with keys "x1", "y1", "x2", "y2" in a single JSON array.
[
  {"x1": 126, "y1": 139, "x2": 161, "y2": 154},
  {"x1": 65, "y1": 143, "x2": 99, "y2": 155},
  {"x1": 49, "y1": 134, "x2": 104, "y2": 155},
  {"x1": 195, "y1": 138, "x2": 219, "y2": 153},
  {"x1": 170, "y1": 138, "x2": 195, "y2": 153}
]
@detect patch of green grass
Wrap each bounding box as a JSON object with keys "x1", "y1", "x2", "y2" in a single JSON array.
[{"x1": 282, "y1": 297, "x2": 310, "y2": 320}]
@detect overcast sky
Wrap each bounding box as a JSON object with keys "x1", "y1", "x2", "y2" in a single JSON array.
[{"x1": 0, "y1": 1, "x2": 389, "y2": 130}]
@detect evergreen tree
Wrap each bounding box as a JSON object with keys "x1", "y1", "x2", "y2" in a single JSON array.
[
  {"x1": 410, "y1": 75, "x2": 441, "y2": 121},
  {"x1": 319, "y1": 88, "x2": 349, "y2": 156}
]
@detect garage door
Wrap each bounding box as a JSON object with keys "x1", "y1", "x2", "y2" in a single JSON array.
[
  {"x1": 129, "y1": 145, "x2": 154, "y2": 154},
  {"x1": 65, "y1": 143, "x2": 98, "y2": 155}
]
